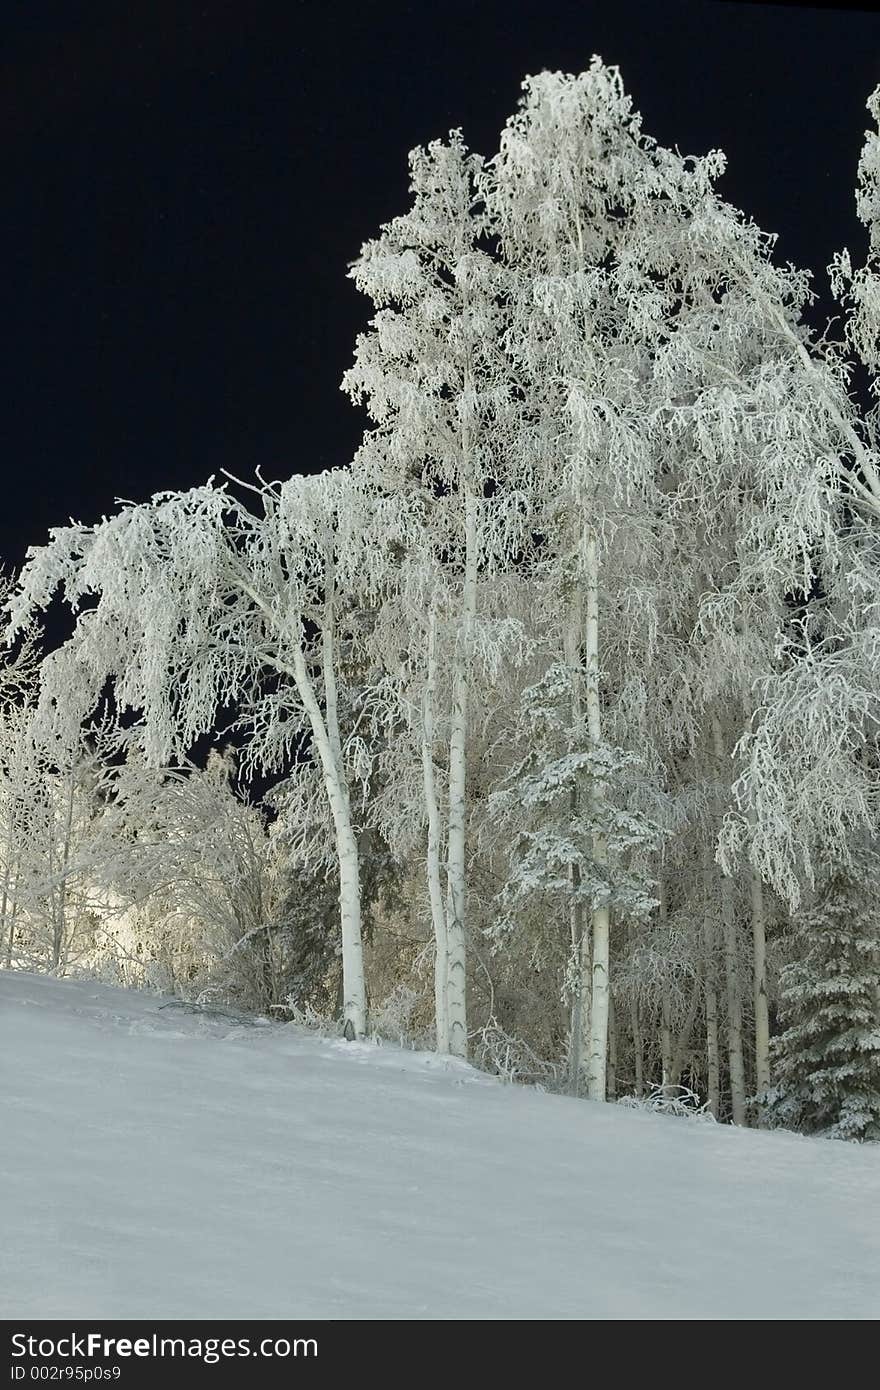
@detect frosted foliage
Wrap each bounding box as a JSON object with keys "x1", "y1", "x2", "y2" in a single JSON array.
[
  {"x1": 829, "y1": 88, "x2": 880, "y2": 377},
  {"x1": 7, "y1": 472, "x2": 375, "y2": 768},
  {"x1": 342, "y1": 131, "x2": 519, "y2": 507},
  {"x1": 704, "y1": 90, "x2": 880, "y2": 904},
  {"x1": 619, "y1": 1083, "x2": 715, "y2": 1120},
  {"x1": 95, "y1": 757, "x2": 301, "y2": 1013},
  {"x1": 722, "y1": 636, "x2": 880, "y2": 906},
  {"x1": 857, "y1": 88, "x2": 880, "y2": 244},
  {"x1": 489, "y1": 668, "x2": 662, "y2": 933},
  {"x1": 487, "y1": 63, "x2": 846, "y2": 657}
]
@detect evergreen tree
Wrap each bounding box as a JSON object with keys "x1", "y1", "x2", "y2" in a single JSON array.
[{"x1": 765, "y1": 854, "x2": 880, "y2": 1141}]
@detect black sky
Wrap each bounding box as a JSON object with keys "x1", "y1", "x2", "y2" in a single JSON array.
[{"x1": 4, "y1": 0, "x2": 880, "y2": 570}]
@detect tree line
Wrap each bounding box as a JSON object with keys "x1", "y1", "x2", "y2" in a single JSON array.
[{"x1": 4, "y1": 61, "x2": 880, "y2": 1138}]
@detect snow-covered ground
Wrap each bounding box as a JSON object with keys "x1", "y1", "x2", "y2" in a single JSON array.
[{"x1": 1, "y1": 972, "x2": 878, "y2": 1319}]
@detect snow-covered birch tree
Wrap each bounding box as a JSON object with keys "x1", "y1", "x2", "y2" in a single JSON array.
[
  {"x1": 343, "y1": 133, "x2": 522, "y2": 1055},
  {"x1": 716, "y1": 86, "x2": 880, "y2": 907},
  {"x1": 478, "y1": 60, "x2": 851, "y2": 1109},
  {"x1": 5, "y1": 468, "x2": 385, "y2": 1037}
]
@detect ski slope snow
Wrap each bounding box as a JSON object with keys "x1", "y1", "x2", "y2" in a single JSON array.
[{"x1": 1, "y1": 971, "x2": 878, "y2": 1319}]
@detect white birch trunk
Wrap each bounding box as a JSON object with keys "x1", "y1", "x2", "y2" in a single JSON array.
[
  {"x1": 751, "y1": 870, "x2": 771, "y2": 1101},
  {"x1": 4, "y1": 895, "x2": 18, "y2": 971},
  {"x1": 321, "y1": 554, "x2": 344, "y2": 773},
  {"x1": 584, "y1": 532, "x2": 611, "y2": 1101},
  {"x1": 444, "y1": 489, "x2": 477, "y2": 1059},
  {"x1": 0, "y1": 843, "x2": 14, "y2": 969},
  {"x1": 237, "y1": 559, "x2": 367, "y2": 1040},
  {"x1": 291, "y1": 641, "x2": 366, "y2": 1040},
  {"x1": 237, "y1": 558, "x2": 367, "y2": 1039},
  {"x1": 421, "y1": 602, "x2": 450, "y2": 1053},
  {"x1": 713, "y1": 717, "x2": 747, "y2": 1124},
  {"x1": 568, "y1": 899, "x2": 584, "y2": 1093}
]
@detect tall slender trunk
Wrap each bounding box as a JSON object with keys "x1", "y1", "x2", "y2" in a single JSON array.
[
  {"x1": 585, "y1": 531, "x2": 611, "y2": 1101},
  {"x1": 607, "y1": 993, "x2": 617, "y2": 1100},
  {"x1": 630, "y1": 995, "x2": 644, "y2": 1097},
  {"x1": 712, "y1": 718, "x2": 747, "y2": 1125},
  {"x1": 569, "y1": 919, "x2": 592, "y2": 1095},
  {"x1": 720, "y1": 866, "x2": 747, "y2": 1125},
  {"x1": 702, "y1": 849, "x2": 721, "y2": 1118},
  {"x1": 53, "y1": 776, "x2": 76, "y2": 972},
  {"x1": 1, "y1": 845, "x2": 13, "y2": 969},
  {"x1": 444, "y1": 488, "x2": 477, "y2": 1059},
  {"x1": 421, "y1": 602, "x2": 449, "y2": 1053},
  {"x1": 660, "y1": 996, "x2": 674, "y2": 1092},
  {"x1": 237, "y1": 557, "x2": 367, "y2": 1039},
  {"x1": 5, "y1": 897, "x2": 19, "y2": 971},
  {"x1": 671, "y1": 979, "x2": 701, "y2": 1086},
  {"x1": 568, "y1": 894, "x2": 584, "y2": 1093},
  {"x1": 564, "y1": 589, "x2": 589, "y2": 1094},
  {"x1": 704, "y1": 982, "x2": 721, "y2": 1117},
  {"x1": 751, "y1": 870, "x2": 770, "y2": 1102},
  {"x1": 657, "y1": 878, "x2": 674, "y2": 1094},
  {"x1": 292, "y1": 639, "x2": 366, "y2": 1040},
  {"x1": 322, "y1": 554, "x2": 344, "y2": 774}
]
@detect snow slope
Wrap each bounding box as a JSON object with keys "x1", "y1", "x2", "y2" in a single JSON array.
[{"x1": 1, "y1": 972, "x2": 878, "y2": 1319}]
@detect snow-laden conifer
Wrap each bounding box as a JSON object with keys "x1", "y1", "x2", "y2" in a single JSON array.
[{"x1": 764, "y1": 851, "x2": 880, "y2": 1141}]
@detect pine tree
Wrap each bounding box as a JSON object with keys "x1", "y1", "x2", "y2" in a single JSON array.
[{"x1": 765, "y1": 855, "x2": 880, "y2": 1141}]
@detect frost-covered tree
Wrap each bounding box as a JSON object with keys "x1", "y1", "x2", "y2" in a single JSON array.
[
  {"x1": 764, "y1": 853, "x2": 880, "y2": 1141},
  {"x1": 480, "y1": 61, "x2": 837, "y2": 1105},
  {"x1": 366, "y1": 527, "x2": 534, "y2": 1054},
  {"x1": 721, "y1": 86, "x2": 880, "y2": 908},
  {"x1": 482, "y1": 65, "x2": 687, "y2": 1100},
  {"x1": 1, "y1": 724, "x2": 112, "y2": 972},
  {"x1": 0, "y1": 706, "x2": 41, "y2": 968},
  {"x1": 0, "y1": 575, "x2": 43, "y2": 967},
  {"x1": 5, "y1": 469, "x2": 387, "y2": 1037},
  {"x1": 343, "y1": 133, "x2": 524, "y2": 1055},
  {"x1": 94, "y1": 747, "x2": 285, "y2": 1011}
]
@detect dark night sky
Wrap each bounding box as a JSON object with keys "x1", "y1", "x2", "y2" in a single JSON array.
[{"x1": 4, "y1": 0, "x2": 880, "y2": 571}]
